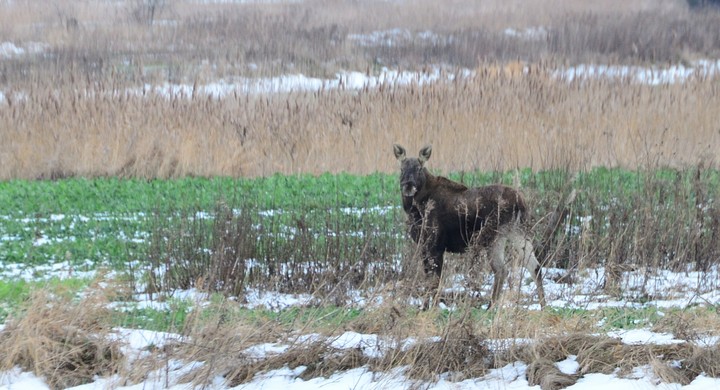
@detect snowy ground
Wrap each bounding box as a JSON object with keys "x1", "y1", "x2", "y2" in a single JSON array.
[
  {"x1": 2, "y1": 208, "x2": 720, "y2": 389},
  {"x1": 2, "y1": 327, "x2": 719, "y2": 389},
  {"x1": 120, "y1": 59, "x2": 720, "y2": 99},
  {"x1": 1, "y1": 260, "x2": 720, "y2": 389},
  {"x1": 1, "y1": 48, "x2": 719, "y2": 104}
]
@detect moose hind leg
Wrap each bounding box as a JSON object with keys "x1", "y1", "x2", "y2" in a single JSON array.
[
  {"x1": 489, "y1": 235, "x2": 508, "y2": 308},
  {"x1": 510, "y1": 234, "x2": 547, "y2": 308}
]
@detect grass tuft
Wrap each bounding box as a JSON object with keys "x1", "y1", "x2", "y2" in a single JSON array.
[{"x1": 0, "y1": 288, "x2": 124, "y2": 390}]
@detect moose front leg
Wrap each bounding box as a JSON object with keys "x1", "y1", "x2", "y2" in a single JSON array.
[
  {"x1": 418, "y1": 247, "x2": 444, "y2": 309},
  {"x1": 422, "y1": 247, "x2": 444, "y2": 278}
]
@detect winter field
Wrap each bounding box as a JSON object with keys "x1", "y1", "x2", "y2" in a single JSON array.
[
  {"x1": 3, "y1": 0, "x2": 720, "y2": 389},
  {"x1": 2, "y1": 171, "x2": 720, "y2": 390}
]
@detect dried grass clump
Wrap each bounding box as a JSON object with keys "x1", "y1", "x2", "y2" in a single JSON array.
[
  {"x1": 574, "y1": 336, "x2": 626, "y2": 375},
  {"x1": 502, "y1": 333, "x2": 720, "y2": 388},
  {"x1": 684, "y1": 345, "x2": 720, "y2": 380},
  {"x1": 509, "y1": 333, "x2": 609, "y2": 364},
  {"x1": 174, "y1": 299, "x2": 373, "y2": 387},
  {"x1": 0, "y1": 289, "x2": 124, "y2": 390},
  {"x1": 376, "y1": 319, "x2": 491, "y2": 382},
  {"x1": 349, "y1": 302, "x2": 405, "y2": 336},
  {"x1": 223, "y1": 341, "x2": 370, "y2": 386},
  {"x1": 526, "y1": 358, "x2": 578, "y2": 390},
  {"x1": 652, "y1": 309, "x2": 720, "y2": 342},
  {"x1": 171, "y1": 300, "x2": 285, "y2": 386}
]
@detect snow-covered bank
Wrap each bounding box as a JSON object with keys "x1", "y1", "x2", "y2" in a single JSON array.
[{"x1": 3, "y1": 327, "x2": 719, "y2": 389}]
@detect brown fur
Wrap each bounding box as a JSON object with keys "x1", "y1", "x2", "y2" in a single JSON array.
[{"x1": 394, "y1": 144, "x2": 546, "y2": 308}]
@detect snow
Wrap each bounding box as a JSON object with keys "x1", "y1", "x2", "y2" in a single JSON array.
[
  {"x1": 111, "y1": 328, "x2": 183, "y2": 359},
  {"x1": 2, "y1": 307, "x2": 720, "y2": 389},
  {"x1": 504, "y1": 27, "x2": 549, "y2": 41},
  {"x1": 0, "y1": 41, "x2": 47, "y2": 59},
  {"x1": 0, "y1": 259, "x2": 95, "y2": 281},
  {"x1": 0, "y1": 369, "x2": 50, "y2": 390},
  {"x1": 2, "y1": 60, "x2": 719, "y2": 106},
  {"x1": 555, "y1": 60, "x2": 720, "y2": 85},
  {"x1": 118, "y1": 59, "x2": 720, "y2": 101},
  {"x1": 557, "y1": 356, "x2": 580, "y2": 375},
  {"x1": 3, "y1": 356, "x2": 720, "y2": 390},
  {"x1": 191, "y1": 0, "x2": 303, "y2": 3},
  {"x1": 607, "y1": 329, "x2": 684, "y2": 346},
  {"x1": 131, "y1": 67, "x2": 465, "y2": 99},
  {"x1": 242, "y1": 288, "x2": 314, "y2": 310},
  {"x1": 348, "y1": 29, "x2": 450, "y2": 47}
]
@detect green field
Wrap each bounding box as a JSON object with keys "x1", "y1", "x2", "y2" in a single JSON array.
[
  {"x1": 2, "y1": 167, "x2": 718, "y2": 269},
  {"x1": 1, "y1": 167, "x2": 719, "y2": 307}
]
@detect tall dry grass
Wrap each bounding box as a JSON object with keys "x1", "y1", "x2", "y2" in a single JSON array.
[
  {"x1": 1, "y1": 68, "x2": 719, "y2": 179},
  {"x1": 1, "y1": 0, "x2": 720, "y2": 179},
  {"x1": 0, "y1": 288, "x2": 124, "y2": 390}
]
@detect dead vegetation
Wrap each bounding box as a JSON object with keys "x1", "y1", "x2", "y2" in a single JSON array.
[
  {"x1": 127, "y1": 306, "x2": 720, "y2": 388},
  {"x1": 2, "y1": 71, "x2": 719, "y2": 180},
  {"x1": 1, "y1": 283, "x2": 720, "y2": 389},
  {"x1": 1, "y1": 1, "x2": 720, "y2": 179},
  {"x1": 504, "y1": 334, "x2": 720, "y2": 388},
  {"x1": 0, "y1": 289, "x2": 124, "y2": 390}
]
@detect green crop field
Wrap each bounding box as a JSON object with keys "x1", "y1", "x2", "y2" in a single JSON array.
[{"x1": 1, "y1": 167, "x2": 719, "y2": 311}]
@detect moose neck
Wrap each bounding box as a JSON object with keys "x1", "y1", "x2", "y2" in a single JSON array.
[{"x1": 413, "y1": 167, "x2": 438, "y2": 201}]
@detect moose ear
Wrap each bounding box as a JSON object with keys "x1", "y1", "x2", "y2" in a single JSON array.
[
  {"x1": 418, "y1": 144, "x2": 432, "y2": 163},
  {"x1": 393, "y1": 144, "x2": 407, "y2": 161}
]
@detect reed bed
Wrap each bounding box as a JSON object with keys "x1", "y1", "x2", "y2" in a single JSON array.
[
  {"x1": 1, "y1": 69, "x2": 719, "y2": 179},
  {"x1": 1, "y1": 0, "x2": 720, "y2": 179}
]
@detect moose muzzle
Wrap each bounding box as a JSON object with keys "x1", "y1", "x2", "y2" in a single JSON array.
[{"x1": 401, "y1": 182, "x2": 417, "y2": 197}]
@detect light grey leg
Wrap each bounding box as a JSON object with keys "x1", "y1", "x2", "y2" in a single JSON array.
[
  {"x1": 509, "y1": 234, "x2": 547, "y2": 308},
  {"x1": 489, "y1": 235, "x2": 508, "y2": 308}
]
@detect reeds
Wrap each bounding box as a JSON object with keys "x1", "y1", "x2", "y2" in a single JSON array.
[
  {"x1": 1, "y1": 71, "x2": 719, "y2": 179},
  {"x1": 1, "y1": 1, "x2": 720, "y2": 179}
]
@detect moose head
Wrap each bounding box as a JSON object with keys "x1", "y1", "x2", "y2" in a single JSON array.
[{"x1": 393, "y1": 144, "x2": 432, "y2": 198}]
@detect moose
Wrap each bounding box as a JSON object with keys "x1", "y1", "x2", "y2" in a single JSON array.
[{"x1": 393, "y1": 144, "x2": 546, "y2": 308}]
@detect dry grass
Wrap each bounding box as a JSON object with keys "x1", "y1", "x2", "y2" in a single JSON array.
[
  {"x1": 504, "y1": 334, "x2": 720, "y2": 388},
  {"x1": 1, "y1": 1, "x2": 720, "y2": 179},
  {"x1": 173, "y1": 304, "x2": 720, "y2": 388},
  {"x1": 0, "y1": 0, "x2": 708, "y2": 81},
  {"x1": 526, "y1": 358, "x2": 578, "y2": 390},
  {"x1": 382, "y1": 319, "x2": 491, "y2": 382},
  {"x1": 1, "y1": 71, "x2": 719, "y2": 179},
  {"x1": 0, "y1": 288, "x2": 124, "y2": 390},
  {"x1": 652, "y1": 309, "x2": 720, "y2": 342},
  {"x1": 177, "y1": 299, "x2": 492, "y2": 385},
  {"x1": 2, "y1": 1, "x2": 720, "y2": 386},
  {"x1": 2, "y1": 283, "x2": 720, "y2": 388}
]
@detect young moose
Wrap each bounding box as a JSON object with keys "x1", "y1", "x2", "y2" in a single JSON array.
[{"x1": 394, "y1": 144, "x2": 546, "y2": 308}]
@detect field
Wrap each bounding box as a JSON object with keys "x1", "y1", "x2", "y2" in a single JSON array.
[{"x1": 2, "y1": 0, "x2": 720, "y2": 389}]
